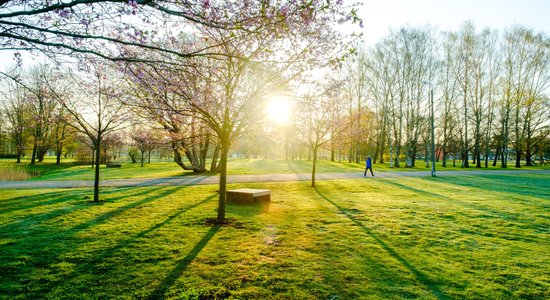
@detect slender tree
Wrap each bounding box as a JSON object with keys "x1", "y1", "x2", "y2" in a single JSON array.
[{"x1": 54, "y1": 61, "x2": 129, "y2": 202}]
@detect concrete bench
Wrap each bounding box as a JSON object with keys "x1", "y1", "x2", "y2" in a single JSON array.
[
  {"x1": 106, "y1": 163, "x2": 121, "y2": 168},
  {"x1": 226, "y1": 188, "x2": 271, "y2": 203}
]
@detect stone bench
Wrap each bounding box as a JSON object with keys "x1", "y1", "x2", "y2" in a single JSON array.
[
  {"x1": 226, "y1": 188, "x2": 271, "y2": 204},
  {"x1": 106, "y1": 163, "x2": 121, "y2": 168}
]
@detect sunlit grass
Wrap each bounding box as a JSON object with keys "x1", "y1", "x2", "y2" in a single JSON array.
[
  {"x1": 1, "y1": 157, "x2": 548, "y2": 181},
  {"x1": 1, "y1": 173, "x2": 548, "y2": 299}
]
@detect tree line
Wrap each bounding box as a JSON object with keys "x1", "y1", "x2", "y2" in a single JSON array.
[{"x1": 253, "y1": 22, "x2": 549, "y2": 169}]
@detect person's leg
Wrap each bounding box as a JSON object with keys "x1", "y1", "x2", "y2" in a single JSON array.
[
  {"x1": 369, "y1": 167, "x2": 374, "y2": 176},
  {"x1": 364, "y1": 168, "x2": 367, "y2": 176}
]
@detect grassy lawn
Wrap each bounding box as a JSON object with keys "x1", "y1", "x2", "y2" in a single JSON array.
[
  {"x1": 2, "y1": 157, "x2": 548, "y2": 181},
  {"x1": 1, "y1": 173, "x2": 548, "y2": 299}
]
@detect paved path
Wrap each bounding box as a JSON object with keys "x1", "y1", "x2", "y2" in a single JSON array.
[{"x1": 0, "y1": 169, "x2": 548, "y2": 189}]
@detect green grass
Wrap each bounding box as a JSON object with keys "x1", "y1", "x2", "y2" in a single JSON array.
[
  {"x1": 2, "y1": 157, "x2": 548, "y2": 181},
  {"x1": 1, "y1": 173, "x2": 548, "y2": 299}
]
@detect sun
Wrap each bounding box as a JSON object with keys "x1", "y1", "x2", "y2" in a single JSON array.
[{"x1": 266, "y1": 95, "x2": 292, "y2": 124}]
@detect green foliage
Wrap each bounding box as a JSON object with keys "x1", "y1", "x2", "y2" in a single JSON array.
[
  {"x1": 0, "y1": 174, "x2": 548, "y2": 299},
  {"x1": 128, "y1": 148, "x2": 140, "y2": 164}
]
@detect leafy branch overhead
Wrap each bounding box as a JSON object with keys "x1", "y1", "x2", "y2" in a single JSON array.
[{"x1": 0, "y1": 0, "x2": 361, "y2": 65}]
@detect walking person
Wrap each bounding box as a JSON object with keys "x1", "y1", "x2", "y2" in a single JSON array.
[{"x1": 364, "y1": 156, "x2": 374, "y2": 177}]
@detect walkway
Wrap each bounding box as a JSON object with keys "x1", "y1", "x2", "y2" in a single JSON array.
[{"x1": 0, "y1": 169, "x2": 548, "y2": 189}]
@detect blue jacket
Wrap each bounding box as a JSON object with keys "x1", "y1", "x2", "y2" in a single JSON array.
[{"x1": 366, "y1": 158, "x2": 372, "y2": 168}]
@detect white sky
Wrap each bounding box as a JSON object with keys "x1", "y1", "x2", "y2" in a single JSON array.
[{"x1": 360, "y1": 0, "x2": 550, "y2": 46}]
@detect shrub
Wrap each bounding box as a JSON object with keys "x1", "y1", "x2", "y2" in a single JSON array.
[{"x1": 128, "y1": 148, "x2": 140, "y2": 164}]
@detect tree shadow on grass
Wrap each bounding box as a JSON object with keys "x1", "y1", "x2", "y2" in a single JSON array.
[
  {"x1": 286, "y1": 160, "x2": 300, "y2": 174},
  {"x1": 38, "y1": 194, "x2": 217, "y2": 299},
  {"x1": 438, "y1": 174, "x2": 550, "y2": 199},
  {"x1": 378, "y1": 178, "x2": 528, "y2": 221},
  {"x1": 314, "y1": 187, "x2": 451, "y2": 300},
  {"x1": 67, "y1": 185, "x2": 184, "y2": 234},
  {"x1": 377, "y1": 178, "x2": 448, "y2": 200},
  {"x1": 0, "y1": 186, "x2": 177, "y2": 234},
  {"x1": 147, "y1": 224, "x2": 220, "y2": 300},
  {"x1": 0, "y1": 186, "x2": 134, "y2": 215}
]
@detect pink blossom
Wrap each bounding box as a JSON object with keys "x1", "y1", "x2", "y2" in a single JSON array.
[{"x1": 279, "y1": 5, "x2": 289, "y2": 18}]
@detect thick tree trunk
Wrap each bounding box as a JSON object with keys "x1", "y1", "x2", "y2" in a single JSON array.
[
  {"x1": 30, "y1": 144, "x2": 37, "y2": 165},
  {"x1": 173, "y1": 144, "x2": 203, "y2": 173},
  {"x1": 210, "y1": 145, "x2": 220, "y2": 172},
  {"x1": 200, "y1": 136, "x2": 210, "y2": 170},
  {"x1": 217, "y1": 145, "x2": 229, "y2": 224},
  {"x1": 515, "y1": 150, "x2": 521, "y2": 168},
  {"x1": 16, "y1": 153, "x2": 21, "y2": 163},
  {"x1": 37, "y1": 146, "x2": 47, "y2": 163}
]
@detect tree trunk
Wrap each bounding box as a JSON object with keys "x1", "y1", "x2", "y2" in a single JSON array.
[
  {"x1": 200, "y1": 135, "x2": 210, "y2": 170},
  {"x1": 311, "y1": 147, "x2": 318, "y2": 188},
  {"x1": 442, "y1": 144, "x2": 447, "y2": 168},
  {"x1": 378, "y1": 130, "x2": 386, "y2": 164},
  {"x1": 210, "y1": 145, "x2": 220, "y2": 172},
  {"x1": 425, "y1": 141, "x2": 429, "y2": 168},
  {"x1": 38, "y1": 145, "x2": 48, "y2": 163},
  {"x1": 492, "y1": 147, "x2": 500, "y2": 167},
  {"x1": 475, "y1": 142, "x2": 482, "y2": 168},
  {"x1": 140, "y1": 150, "x2": 145, "y2": 167},
  {"x1": 30, "y1": 144, "x2": 37, "y2": 165},
  {"x1": 484, "y1": 143, "x2": 489, "y2": 168},
  {"x1": 394, "y1": 145, "x2": 401, "y2": 168},
  {"x1": 452, "y1": 150, "x2": 456, "y2": 167},
  {"x1": 515, "y1": 150, "x2": 521, "y2": 168},
  {"x1": 217, "y1": 145, "x2": 229, "y2": 224},
  {"x1": 173, "y1": 144, "x2": 202, "y2": 172},
  {"x1": 56, "y1": 143, "x2": 62, "y2": 165},
  {"x1": 93, "y1": 142, "x2": 101, "y2": 203},
  {"x1": 525, "y1": 150, "x2": 533, "y2": 166},
  {"x1": 525, "y1": 130, "x2": 534, "y2": 166}
]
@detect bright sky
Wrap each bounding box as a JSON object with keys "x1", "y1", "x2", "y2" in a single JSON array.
[{"x1": 360, "y1": 0, "x2": 550, "y2": 46}]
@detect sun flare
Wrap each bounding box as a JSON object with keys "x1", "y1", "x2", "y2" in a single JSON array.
[{"x1": 266, "y1": 96, "x2": 292, "y2": 124}]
